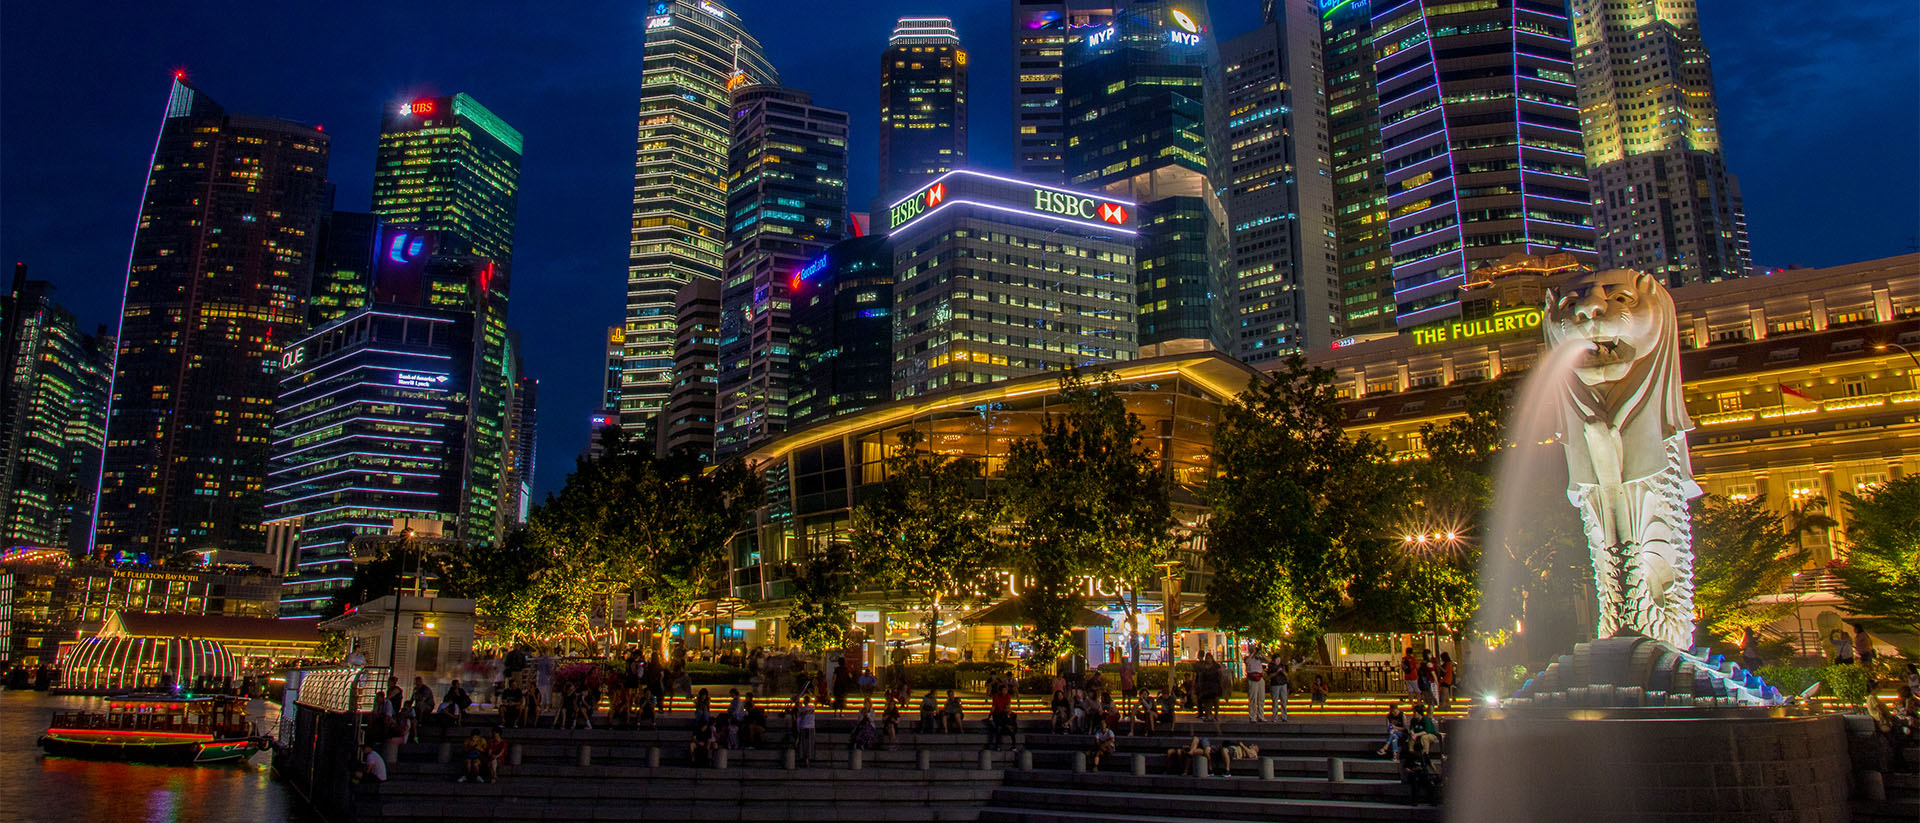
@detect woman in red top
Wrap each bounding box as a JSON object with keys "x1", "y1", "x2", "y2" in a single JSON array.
[{"x1": 1437, "y1": 652, "x2": 1455, "y2": 710}]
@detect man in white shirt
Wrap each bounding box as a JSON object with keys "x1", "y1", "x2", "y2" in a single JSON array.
[
  {"x1": 356, "y1": 744, "x2": 388, "y2": 782},
  {"x1": 1242, "y1": 646, "x2": 1267, "y2": 722}
]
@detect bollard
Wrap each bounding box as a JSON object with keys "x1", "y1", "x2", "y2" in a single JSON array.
[
  {"x1": 1071, "y1": 751, "x2": 1087, "y2": 773},
  {"x1": 577, "y1": 744, "x2": 592, "y2": 767},
  {"x1": 714, "y1": 749, "x2": 729, "y2": 770},
  {"x1": 916, "y1": 748, "x2": 931, "y2": 771},
  {"x1": 1259, "y1": 756, "x2": 1275, "y2": 780},
  {"x1": 849, "y1": 749, "x2": 862, "y2": 771},
  {"x1": 978, "y1": 749, "x2": 992, "y2": 770},
  {"x1": 383, "y1": 739, "x2": 400, "y2": 765},
  {"x1": 1017, "y1": 749, "x2": 1033, "y2": 771},
  {"x1": 645, "y1": 746, "x2": 660, "y2": 768},
  {"x1": 509, "y1": 743, "x2": 524, "y2": 766},
  {"x1": 1191, "y1": 756, "x2": 1208, "y2": 778},
  {"x1": 783, "y1": 748, "x2": 797, "y2": 770},
  {"x1": 436, "y1": 742, "x2": 452, "y2": 764},
  {"x1": 1327, "y1": 756, "x2": 1345, "y2": 782},
  {"x1": 1132, "y1": 754, "x2": 1147, "y2": 776}
]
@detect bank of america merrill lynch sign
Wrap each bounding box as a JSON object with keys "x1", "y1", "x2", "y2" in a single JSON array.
[{"x1": 887, "y1": 170, "x2": 1135, "y2": 233}]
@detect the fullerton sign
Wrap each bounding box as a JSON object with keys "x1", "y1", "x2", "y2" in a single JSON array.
[{"x1": 1411, "y1": 306, "x2": 1544, "y2": 347}]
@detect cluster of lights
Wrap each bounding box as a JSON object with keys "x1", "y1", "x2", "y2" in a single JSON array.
[{"x1": 1402, "y1": 531, "x2": 1459, "y2": 544}]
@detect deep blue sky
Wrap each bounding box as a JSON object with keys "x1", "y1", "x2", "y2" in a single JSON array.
[{"x1": 3, "y1": 1, "x2": 1916, "y2": 501}]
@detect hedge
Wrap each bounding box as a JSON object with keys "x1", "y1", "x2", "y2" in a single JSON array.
[{"x1": 1755, "y1": 664, "x2": 1875, "y2": 706}]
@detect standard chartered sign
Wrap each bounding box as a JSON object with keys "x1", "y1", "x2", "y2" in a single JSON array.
[
  {"x1": 1411, "y1": 306, "x2": 1544, "y2": 346},
  {"x1": 887, "y1": 173, "x2": 1133, "y2": 232}
]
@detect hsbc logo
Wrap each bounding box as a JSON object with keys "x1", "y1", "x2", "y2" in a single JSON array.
[
  {"x1": 925, "y1": 183, "x2": 945, "y2": 207},
  {"x1": 1033, "y1": 189, "x2": 1129, "y2": 226}
]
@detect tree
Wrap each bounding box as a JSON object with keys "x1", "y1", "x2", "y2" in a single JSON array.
[
  {"x1": 786, "y1": 537, "x2": 856, "y2": 655},
  {"x1": 1833, "y1": 475, "x2": 1920, "y2": 631},
  {"x1": 1003, "y1": 370, "x2": 1174, "y2": 665},
  {"x1": 320, "y1": 539, "x2": 472, "y2": 620},
  {"x1": 1688, "y1": 494, "x2": 1821, "y2": 644},
  {"x1": 512, "y1": 431, "x2": 762, "y2": 655},
  {"x1": 1206, "y1": 356, "x2": 1401, "y2": 640},
  {"x1": 847, "y1": 429, "x2": 1000, "y2": 662}
]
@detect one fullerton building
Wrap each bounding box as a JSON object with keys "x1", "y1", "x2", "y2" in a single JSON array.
[{"x1": 886, "y1": 170, "x2": 1140, "y2": 399}]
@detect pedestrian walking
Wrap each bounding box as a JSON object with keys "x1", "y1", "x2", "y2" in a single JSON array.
[
  {"x1": 1267, "y1": 652, "x2": 1291, "y2": 722},
  {"x1": 1243, "y1": 644, "x2": 1267, "y2": 722}
]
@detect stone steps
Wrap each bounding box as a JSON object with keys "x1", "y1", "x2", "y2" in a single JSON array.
[{"x1": 980, "y1": 785, "x2": 1438, "y2": 823}]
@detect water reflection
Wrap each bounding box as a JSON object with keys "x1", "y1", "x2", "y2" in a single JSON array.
[{"x1": 0, "y1": 691, "x2": 315, "y2": 823}]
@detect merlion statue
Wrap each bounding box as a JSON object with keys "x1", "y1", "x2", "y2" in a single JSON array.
[{"x1": 1543, "y1": 269, "x2": 1701, "y2": 650}]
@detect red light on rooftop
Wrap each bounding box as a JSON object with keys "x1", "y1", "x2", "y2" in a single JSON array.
[{"x1": 173, "y1": 70, "x2": 185, "y2": 80}]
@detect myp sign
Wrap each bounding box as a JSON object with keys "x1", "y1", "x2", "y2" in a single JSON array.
[{"x1": 887, "y1": 172, "x2": 1135, "y2": 233}]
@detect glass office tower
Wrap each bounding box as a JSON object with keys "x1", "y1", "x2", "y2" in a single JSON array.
[
  {"x1": 879, "y1": 17, "x2": 968, "y2": 202},
  {"x1": 373, "y1": 94, "x2": 522, "y2": 265}
]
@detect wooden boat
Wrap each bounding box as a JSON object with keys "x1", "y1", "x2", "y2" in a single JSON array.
[{"x1": 38, "y1": 694, "x2": 268, "y2": 764}]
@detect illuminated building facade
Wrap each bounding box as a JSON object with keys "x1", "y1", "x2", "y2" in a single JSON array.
[
  {"x1": 661, "y1": 278, "x2": 722, "y2": 460},
  {"x1": 1219, "y1": 2, "x2": 1341, "y2": 361},
  {"x1": 504, "y1": 348, "x2": 537, "y2": 525},
  {"x1": 1063, "y1": 0, "x2": 1229, "y2": 351},
  {"x1": 268, "y1": 230, "x2": 510, "y2": 617},
  {"x1": 1320, "y1": 0, "x2": 1395, "y2": 336},
  {"x1": 879, "y1": 17, "x2": 968, "y2": 201},
  {"x1": 1310, "y1": 254, "x2": 1920, "y2": 576},
  {"x1": 886, "y1": 170, "x2": 1138, "y2": 399},
  {"x1": 95, "y1": 77, "x2": 331, "y2": 559},
  {"x1": 0, "y1": 548, "x2": 282, "y2": 667},
  {"x1": 1571, "y1": 0, "x2": 1749, "y2": 285},
  {"x1": 625, "y1": 0, "x2": 777, "y2": 424},
  {"x1": 589, "y1": 327, "x2": 623, "y2": 461},
  {"x1": 1010, "y1": 1, "x2": 1116, "y2": 183},
  {"x1": 310, "y1": 204, "x2": 377, "y2": 327},
  {"x1": 722, "y1": 353, "x2": 1254, "y2": 658},
  {"x1": 1, "y1": 274, "x2": 112, "y2": 554},
  {"x1": 372, "y1": 94, "x2": 522, "y2": 265},
  {"x1": 789, "y1": 235, "x2": 895, "y2": 428},
  {"x1": 1370, "y1": 0, "x2": 1594, "y2": 329},
  {"x1": 715, "y1": 86, "x2": 848, "y2": 459}
]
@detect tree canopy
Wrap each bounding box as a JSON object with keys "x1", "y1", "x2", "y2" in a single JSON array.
[
  {"x1": 1688, "y1": 493, "x2": 1821, "y2": 644},
  {"x1": 1833, "y1": 475, "x2": 1920, "y2": 631}
]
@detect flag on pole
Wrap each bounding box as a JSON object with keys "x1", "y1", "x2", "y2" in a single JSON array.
[{"x1": 1780, "y1": 383, "x2": 1817, "y2": 407}]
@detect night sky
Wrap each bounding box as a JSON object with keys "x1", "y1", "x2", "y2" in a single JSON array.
[{"x1": 3, "y1": 1, "x2": 1915, "y2": 501}]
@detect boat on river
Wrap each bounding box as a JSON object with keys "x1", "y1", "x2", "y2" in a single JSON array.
[{"x1": 38, "y1": 694, "x2": 268, "y2": 764}]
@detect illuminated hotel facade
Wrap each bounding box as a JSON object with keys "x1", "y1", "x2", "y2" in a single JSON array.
[
  {"x1": 1370, "y1": 0, "x2": 1595, "y2": 329},
  {"x1": 885, "y1": 170, "x2": 1139, "y2": 399},
  {"x1": 879, "y1": 17, "x2": 968, "y2": 201},
  {"x1": 95, "y1": 78, "x2": 331, "y2": 559},
  {"x1": 373, "y1": 93, "x2": 522, "y2": 265},
  {"x1": 0, "y1": 548, "x2": 281, "y2": 667},
  {"x1": 1308, "y1": 254, "x2": 1920, "y2": 570},
  {"x1": 1571, "y1": 0, "x2": 1749, "y2": 285},
  {"x1": 624, "y1": 0, "x2": 778, "y2": 424}
]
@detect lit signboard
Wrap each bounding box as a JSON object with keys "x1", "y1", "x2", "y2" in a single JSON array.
[
  {"x1": 1087, "y1": 26, "x2": 1115, "y2": 47},
  {"x1": 855, "y1": 610, "x2": 881, "y2": 623},
  {"x1": 395, "y1": 372, "x2": 451, "y2": 389},
  {"x1": 1411, "y1": 306, "x2": 1544, "y2": 347},
  {"x1": 646, "y1": 15, "x2": 671, "y2": 29},
  {"x1": 796, "y1": 255, "x2": 831, "y2": 282},
  {"x1": 731, "y1": 618, "x2": 757, "y2": 630},
  {"x1": 886, "y1": 172, "x2": 1134, "y2": 234},
  {"x1": 1170, "y1": 30, "x2": 1200, "y2": 46},
  {"x1": 279, "y1": 346, "x2": 307, "y2": 370},
  {"x1": 1171, "y1": 9, "x2": 1199, "y2": 32},
  {"x1": 399, "y1": 100, "x2": 434, "y2": 116},
  {"x1": 698, "y1": 0, "x2": 725, "y2": 17}
]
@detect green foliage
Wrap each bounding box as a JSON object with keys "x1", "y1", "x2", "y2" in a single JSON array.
[
  {"x1": 1092, "y1": 662, "x2": 1197, "y2": 691},
  {"x1": 847, "y1": 429, "x2": 1001, "y2": 662},
  {"x1": 1821, "y1": 663, "x2": 1875, "y2": 706},
  {"x1": 683, "y1": 662, "x2": 751, "y2": 684},
  {"x1": 1206, "y1": 357, "x2": 1401, "y2": 639},
  {"x1": 1756, "y1": 665, "x2": 1823, "y2": 698},
  {"x1": 1689, "y1": 494, "x2": 1820, "y2": 644},
  {"x1": 1833, "y1": 476, "x2": 1920, "y2": 630},
  {"x1": 321, "y1": 539, "x2": 473, "y2": 619},
  {"x1": 1002, "y1": 369, "x2": 1174, "y2": 664},
  {"x1": 786, "y1": 538, "x2": 856, "y2": 654}
]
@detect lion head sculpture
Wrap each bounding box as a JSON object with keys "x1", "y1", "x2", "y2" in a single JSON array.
[{"x1": 1543, "y1": 268, "x2": 1696, "y2": 491}]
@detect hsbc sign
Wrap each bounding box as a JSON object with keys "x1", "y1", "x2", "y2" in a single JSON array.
[{"x1": 888, "y1": 172, "x2": 1135, "y2": 233}]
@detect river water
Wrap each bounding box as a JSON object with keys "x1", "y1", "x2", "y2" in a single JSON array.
[{"x1": 0, "y1": 690, "x2": 315, "y2": 823}]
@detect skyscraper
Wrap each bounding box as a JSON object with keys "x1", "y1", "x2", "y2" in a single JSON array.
[
  {"x1": 624, "y1": 0, "x2": 777, "y2": 426},
  {"x1": 1572, "y1": 0, "x2": 1749, "y2": 285},
  {"x1": 1, "y1": 270, "x2": 113, "y2": 554},
  {"x1": 788, "y1": 235, "x2": 894, "y2": 428},
  {"x1": 311, "y1": 199, "x2": 377, "y2": 327},
  {"x1": 1371, "y1": 0, "x2": 1594, "y2": 328},
  {"x1": 1063, "y1": 0, "x2": 1228, "y2": 351},
  {"x1": 879, "y1": 17, "x2": 968, "y2": 202},
  {"x1": 714, "y1": 85, "x2": 849, "y2": 459},
  {"x1": 1320, "y1": 0, "x2": 1394, "y2": 336},
  {"x1": 1011, "y1": 1, "x2": 1116, "y2": 183},
  {"x1": 1220, "y1": 2, "x2": 1341, "y2": 361},
  {"x1": 373, "y1": 94, "x2": 522, "y2": 265},
  {"x1": 659, "y1": 278, "x2": 721, "y2": 460},
  {"x1": 504, "y1": 335, "x2": 537, "y2": 526},
  {"x1": 95, "y1": 77, "x2": 330, "y2": 559},
  {"x1": 270, "y1": 228, "x2": 510, "y2": 616},
  {"x1": 886, "y1": 171, "x2": 1138, "y2": 398}
]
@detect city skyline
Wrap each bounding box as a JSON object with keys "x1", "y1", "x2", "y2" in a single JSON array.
[{"x1": 2, "y1": 0, "x2": 1914, "y2": 500}]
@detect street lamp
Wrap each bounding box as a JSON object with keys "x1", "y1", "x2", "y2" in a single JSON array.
[
  {"x1": 1874, "y1": 341, "x2": 1920, "y2": 368},
  {"x1": 385, "y1": 528, "x2": 418, "y2": 673}
]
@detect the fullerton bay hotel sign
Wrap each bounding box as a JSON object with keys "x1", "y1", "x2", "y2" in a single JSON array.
[
  {"x1": 1410, "y1": 306, "x2": 1544, "y2": 347},
  {"x1": 886, "y1": 169, "x2": 1136, "y2": 236}
]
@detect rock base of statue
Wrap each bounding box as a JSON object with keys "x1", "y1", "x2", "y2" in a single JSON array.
[{"x1": 1446, "y1": 633, "x2": 1849, "y2": 823}]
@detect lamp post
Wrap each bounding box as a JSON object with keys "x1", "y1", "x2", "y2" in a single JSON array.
[
  {"x1": 1156, "y1": 559, "x2": 1182, "y2": 664},
  {"x1": 1877, "y1": 342, "x2": 1920, "y2": 391},
  {"x1": 385, "y1": 528, "x2": 418, "y2": 676}
]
